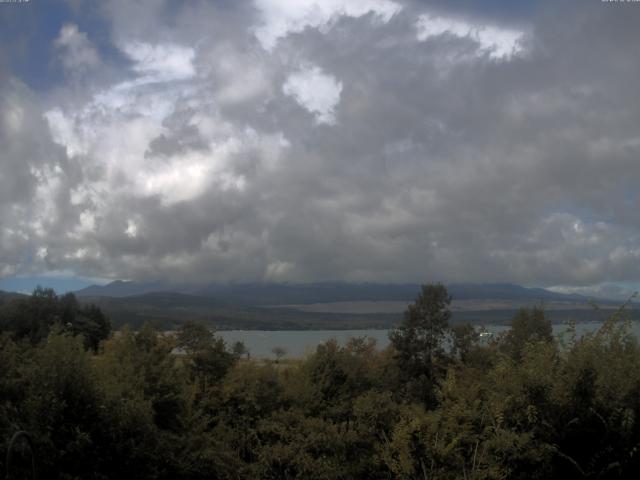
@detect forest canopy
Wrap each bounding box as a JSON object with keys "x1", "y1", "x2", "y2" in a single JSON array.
[{"x1": 1, "y1": 284, "x2": 640, "y2": 479}]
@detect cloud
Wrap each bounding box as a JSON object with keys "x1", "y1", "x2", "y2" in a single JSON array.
[
  {"x1": 2, "y1": 0, "x2": 640, "y2": 289},
  {"x1": 548, "y1": 283, "x2": 640, "y2": 302},
  {"x1": 415, "y1": 13, "x2": 525, "y2": 60},
  {"x1": 54, "y1": 23, "x2": 101, "y2": 75},
  {"x1": 253, "y1": 0, "x2": 402, "y2": 50},
  {"x1": 283, "y1": 65, "x2": 342, "y2": 124},
  {"x1": 120, "y1": 41, "x2": 196, "y2": 82}
]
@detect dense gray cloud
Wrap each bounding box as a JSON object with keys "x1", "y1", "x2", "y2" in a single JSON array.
[{"x1": 1, "y1": 0, "x2": 640, "y2": 289}]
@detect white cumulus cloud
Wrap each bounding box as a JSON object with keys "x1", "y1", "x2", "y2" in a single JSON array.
[
  {"x1": 416, "y1": 13, "x2": 525, "y2": 60},
  {"x1": 253, "y1": 0, "x2": 401, "y2": 50},
  {"x1": 283, "y1": 65, "x2": 342, "y2": 124},
  {"x1": 120, "y1": 41, "x2": 196, "y2": 82}
]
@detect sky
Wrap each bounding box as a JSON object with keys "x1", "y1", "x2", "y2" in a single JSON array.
[{"x1": 1, "y1": 0, "x2": 640, "y2": 297}]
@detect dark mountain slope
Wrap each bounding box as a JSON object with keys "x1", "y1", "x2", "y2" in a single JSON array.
[{"x1": 76, "y1": 281, "x2": 591, "y2": 305}]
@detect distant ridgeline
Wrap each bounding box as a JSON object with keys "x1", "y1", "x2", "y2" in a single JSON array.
[
  {"x1": 68, "y1": 281, "x2": 631, "y2": 330},
  {"x1": 75, "y1": 281, "x2": 587, "y2": 303},
  {"x1": 0, "y1": 282, "x2": 631, "y2": 332}
]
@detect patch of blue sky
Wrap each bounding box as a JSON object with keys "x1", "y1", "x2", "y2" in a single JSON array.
[
  {"x1": 0, "y1": 274, "x2": 106, "y2": 295},
  {"x1": 0, "y1": 0, "x2": 124, "y2": 91}
]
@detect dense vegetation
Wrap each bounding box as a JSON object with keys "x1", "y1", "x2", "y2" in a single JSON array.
[{"x1": 1, "y1": 284, "x2": 640, "y2": 478}]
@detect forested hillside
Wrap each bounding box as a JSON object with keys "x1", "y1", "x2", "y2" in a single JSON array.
[
  {"x1": 1, "y1": 285, "x2": 640, "y2": 479},
  {"x1": 73, "y1": 282, "x2": 625, "y2": 331}
]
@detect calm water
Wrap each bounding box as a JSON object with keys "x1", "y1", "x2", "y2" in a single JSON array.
[{"x1": 218, "y1": 321, "x2": 640, "y2": 359}]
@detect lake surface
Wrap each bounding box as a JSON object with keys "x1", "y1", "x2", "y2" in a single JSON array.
[{"x1": 218, "y1": 321, "x2": 640, "y2": 358}]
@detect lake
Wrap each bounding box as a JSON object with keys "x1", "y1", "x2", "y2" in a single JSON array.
[{"x1": 218, "y1": 321, "x2": 640, "y2": 358}]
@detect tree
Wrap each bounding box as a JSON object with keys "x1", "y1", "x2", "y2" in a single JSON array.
[
  {"x1": 22, "y1": 331, "x2": 102, "y2": 477},
  {"x1": 176, "y1": 321, "x2": 215, "y2": 353},
  {"x1": 232, "y1": 340, "x2": 250, "y2": 359},
  {"x1": 72, "y1": 303, "x2": 112, "y2": 351},
  {"x1": 389, "y1": 283, "x2": 451, "y2": 405},
  {"x1": 500, "y1": 306, "x2": 553, "y2": 360},
  {"x1": 176, "y1": 321, "x2": 236, "y2": 389},
  {"x1": 92, "y1": 325, "x2": 175, "y2": 478},
  {"x1": 0, "y1": 287, "x2": 59, "y2": 344},
  {"x1": 0, "y1": 288, "x2": 110, "y2": 349},
  {"x1": 272, "y1": 346, "x2": 287, "y2": 363},
  {"x1": 450, "y1": 323, "x2": 480, "y2": 363}
]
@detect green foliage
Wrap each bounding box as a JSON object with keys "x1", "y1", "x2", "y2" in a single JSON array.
[
  {"x1": 176, "y1": 320, "x2": 214, "y2": 352},
  {"x1": 0, "y1": 288, "x2": 111, "y2": 350},
  {"x1": 21, "y1": 331, "x2": 102, "y2": 478},
  {"x1": 302, "y1": 337, "x2": 381, "y2": 420},
  {"x1": 390, "y1": 283, "x2": 452, "y2": 405},
  {"x1": 177, "y1": 321, "x2": 237, "y2": 390},
  {"x1": 450, "y1": 323, "x2": 481, "y2": 362},
  {"x1": 272, "y1": 345, "x2": 287, "y2": 362},
  {"x1": 70, "y1": 303, "x2": 112, "y2": 351},
  {"x1": 232, "y1": 340, "x2": 250, "y2": 359},
  {"x1": 500, "y1": 306, "x2": 553, "y2": 360},
  {"x1": 390, "y1": 283, "x2": 452, "y2": 366},
  {"x1": 3, "y1": 291, "x2": 640, "y2": 479}
]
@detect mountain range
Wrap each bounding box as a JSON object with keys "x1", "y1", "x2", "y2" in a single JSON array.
[
  {"x1": 64, "y1": 281, "x2": 630, "y2": 330},
  {"x1": 2, "y1": 281, "x2": 626, "y2": 331},
  {"x1": 75, "y1": 280, "x2": 587, "y2": 304}
]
